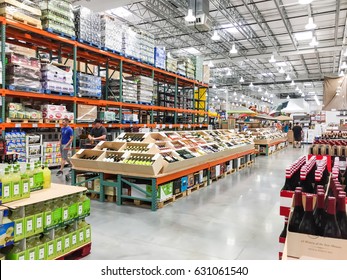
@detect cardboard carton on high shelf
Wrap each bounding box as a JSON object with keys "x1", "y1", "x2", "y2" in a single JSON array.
[{"x1": 77, "y1": 104, "x2": 97, "y2": 123}]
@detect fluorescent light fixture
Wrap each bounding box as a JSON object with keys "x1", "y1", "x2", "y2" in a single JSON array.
[
  {"x1": 249, "y1": 82, "x2": 254, "y2": 87},
  {"x1": 235, "y1": 97, "x2": 238, "y2": 101},
  {"x1": 279, "y1": 67, "x2": 285, "y2": 74},
  {"x1": 211, "y1": 30, "x2": 220, "y2": 41},
  {"x1": 185, "y1": 9, "x2": 196, "y2": 22},
  {"x1": 291, "y1": 80, "x2": 295, "y2": 86},
  {"x1": 239, "y1": 77, "x2": 244, "y2": 83},
  {"x1": 309, "y1": 36, "x2": 319, "y2": 47},
  {"x1": 270, "y1": 94, "x2": 274, "y2": 98},
  {"x1": 301, "y1": 92, "x2": 305, "y2": 97},
  {"x1": 230, "y1": 43, "x2": 238, "y2": 54},
  {"x1": 299, "y1": 0, "x2": 314, "y2": 4},
  {"x1": 341, "y1": 62, "x2": 347, "y2": 69},
  {"x1": 299, "y1": 89, "x2": 303, "y2": 94},
  {"x1": 305, "y1": 17, "x2": 317, "y2": 30},
  {"x1": 258, "y1": 87, "x2": 262, "y2": 92},
  {"x1": 287, "y1": 95, "x2": 290, "y2": 99},
  {"x1": 208, "y1": 61, "x2": 214, "y2": 67},
  {"x1": 227, "y1": 69, "x2": 232, "y2": 75},
  {"x1": 233, "y1": 91, "x2": 237, "y2": 96},
  {"x1": 295, "y1": 31, "x2": 313, "y2": 41},
  {"x1": 223, "y1": 100, "x2": 226, "y2": 103},
  {"x1": 265, "y1": 90, "x2": 269, "y2": 95},
  {"x1": 339, "y1": 70, "x2": 345, "y2": 76},
  {"x1": 110, "y1": 7, "x2": 132, "y2": 18},
  {"x1": 295, "y1": 86, "x2": 300, "y2": 91},
  {"x1": 285, "y1": 74, "x2": 291, "y2": 81},
  {"x1": 261, "y1": 96, "x2": 264, "y2": 101},
  {"x1": 212, "y1": 84, "x2": 216, "y2": 89},
  {"x1": 182, "y1": 47, "x2": 201, "y2": 55},
  {"x1": 269, "y1": 54, "x2": 276, "y2": 63},
  {"x1": 276, "y1": 62, "x2": 287, "y2": 67}
]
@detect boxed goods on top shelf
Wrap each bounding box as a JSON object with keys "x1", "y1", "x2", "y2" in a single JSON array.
[
  {"x1": 122, "y1": 26, "x2": 140, "y2": 59},
  {"x1": 107, "y1": 78, "x2": 137, "y2": 103},
  {"x1": 77, "y1": 104, "x2": 97, "y2": 123},
  {"x1": 0, "y1": 0, "x2": 42, "y2": 28},
  {"x1": 100, "y1": 14, "x2": 123, "y2": 53},
  {"x1": 40, "y1": 62, "x2": 73, "y2": 94},
  {"x1": 137, "y1": 29, "x2": 155, "y2": 65},
  {"x1": 166, "y1": 54, "x2": 177, "y2": 73},
  {"x1": 177, "y1": 60, "x2": 186, "y2": 77},
  {"x1": 154, "y1": 46, "x2": 166, "y2": 69},
  {"x1": 37, "y1": 0, "x2": 75, "y2": 37},
  {"x1": 99, "y1": 110, "x2": 116, "y2": 123},
  {"x1": 41, "y1": 104, "x2": 74, "y2": 122},
  {"x1": 193, "y1": 56, "x2": 203, "y2": 81},
  {"x1": 185, "y1": 58, "x2": 195, "y2": 80},
  {"x1": 76, "y1": 72, "x2": 101, "y2": 99},
  {"x1": 6, "y1": 52, "x2": 41, "y2": 91},
  {"x1": 128, "y1": 75, "x2": 154, "y2": 104},
  {"x1": 73, "y1": 5, "x2": 101, "y2": 46}
]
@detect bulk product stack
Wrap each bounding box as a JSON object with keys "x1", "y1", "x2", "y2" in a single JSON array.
[
  {"x1": 154, "y1": 46, "x2": 166, "y2": 69},
  {"x1": 129, "y1": 75, "x2": 154, "y2": 105},
  {"x1": 100, "y1": 15, "x2": 123, "y2": 53},
  {"x1": 74, "y1": 5, "x2": 101, "y2": 46},
  {"x1": 37, "y1": 0, "x2": 75, "y2": 37},
  {"x1": 76, "y1": 73, "x2": 102, "y2": 99},
  {"x1": 194, "y1": 56, "x2": 203, "y2": 82},
  {"x1": 107, "y1": 78, "x2": 138, "y2": 103},
  {"x1": 177, "y1": 59, "x2": 186, "y2": 77},
  {"x1": 185, "y1": 58, "x2": 195, "y2": 80},
  {"x1": 138, "y1": 29, "x2": 155, "y2": 65},
  {"x1": 122, "y1": 26, "x2": 140, "y2": 60},
  {"x1": 41, "y1": 104, "x2": 74, "y2": 122},
  {"x1": 0, "y1": 0, "x2": 42, "y2": 29},
  {"x1": 166, "y1": 54, "x2": 178, "y2": 73},
  {"x1": 6, "y1": 52, "x2": 41, "y2": 91},
  {"x1": 5, "y1": 130, "x2": 26, "y2": 162},
  {"x1": 40, "y1": 63, "x2": 74, "y2": 95},
  {"x1": 7, "y1": 102, "x2": 43, "y2": 121}
]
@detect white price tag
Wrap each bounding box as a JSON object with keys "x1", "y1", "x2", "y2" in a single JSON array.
[
  {"x1": 86, "y1": 228, "x2": 90, "y2": 239},
  {"x1": 63, "y1": 209, "x2": 68, "y2": 220},
  {"x1": 79, "y1": 232, "x2": 84, "y2": 242},
  {"x1": 27, "y1": 220, "x2": 33, "y2": 231},
  {"x1": 16, "y1": 223, "x2": 22, "y2": 235},
  {"x1": 188, "y1": 124, "x2": 191, "y2": 129},
  {"x1": 130, "y1": 124, "x2": 133, "y2": 127},
  {"x1": 88, "y1": 124, "x2": 92, "y2": 127},
  {"x1": 78, "y1": 205, "x2": 83, "y2": 215},
  {"x1": 72, "y1": 235, "x2": 77, "y2": 245},
  {"x1": 39, "y1": 248, "x2": 44, "y2": 259},
  {"x1": 15, "y1": 124, "x2": 21, "y2": 128},
  {"x1": 180, "y1": 124, "x2": 183, "y2": 129},
  {"x1": 57, "y1": 241, "x2": 62, "y2": 251},
  {"x1": 144, "y1": 124, "x2": 147, "y2": 128},
  {"x1": 18, "y1": 255, "x2": 25, "y2": 260},
  {"x1": 48, "y1": 245, "x2": 53, "y2": 255},
  {"x1": 13, "y1": 184, "x2": 19, "y2": 195},
  {"x1": 29, "y1": 251, "x2": 35, "y2": 260},
  {"x1": 169, "y1": 124, "x2": 173, "y2": 129},
  {"x1": 36, "y1": 217, "x2": 42, "y2": 228},
  {"x1": 162, "y1": 124, "x2": 166, "y2": 129},
  {"x1": 55, "y1": 124, "x2": 60, "y2": 128},
  {"x1": 23, "y1": 182, "x2": 29, "y2": 193},
  {"x1": 32, "y1": 123, "x2": 38, "y2": 128},
  {"x1": 65, "y1": 238, "x2": 70, "y2": 248},
  {"x1": 46, "y1": 214, "x2": 52, "y2": 226}
]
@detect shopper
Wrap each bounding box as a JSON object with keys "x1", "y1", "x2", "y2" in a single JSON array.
[
  {"x1": 57, "y1": 118, "x2": 73, "y2": 176},
  {"x1": 88, "y1": 119, "x2": 107, "y2": 144},
  {"x1": 283, "y1": 122, "x2": 289, "y2": 133},
  {"x1": 292, "y1": 122, "x2": 303, "y2": 148}
]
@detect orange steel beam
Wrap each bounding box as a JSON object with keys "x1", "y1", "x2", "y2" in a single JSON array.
[{"x1": 4, "y1": 90, "x2": 75, "y2": 102}]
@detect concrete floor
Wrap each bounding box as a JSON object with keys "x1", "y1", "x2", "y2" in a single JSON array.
[{"x1": 53, "y1": 145, "x2": 305, "y2": 260}]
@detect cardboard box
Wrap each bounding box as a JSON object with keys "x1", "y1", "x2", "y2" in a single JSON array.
[
  {"x1": 93, "y1": 141, "x2": 125, "y2": 151},
  {"x1": 37, "y1": 243, "x2": 46, "y2": 260},
  {"x1": 188, "y1": 174, "x2": 194, "y2": 187},
  {"x1": 71, "y1": 231, "x2": 78, "y2": 250},
  {"x1": 85, "y1": 225, "x2": 91, "y2": 243},
  {"x1": 146, "y1": 182, "x2": 173, "y2": 201},
  {"x1": 181, "y1": 176, "x2": 188, "y2": 191},
  {"x1": 63, "y1": 234, "x2": 71, "y2": 253},
  {"x1": 0, "y1": 207, "x2": 15, "y2": 248},
  {"x1": 71, "y1": 149, "x2": 104, "y2": 172},
  {"x1": 46, "y1": 240, "x2": 55, "y2": 260},
  {"x1": 77, "y1": 104, "x2": 97, "y2": 122},
  {"x1": 130, "y1": 183, "x2": 148, "y2": 199},
  {"x1": 96, "y1": 151, "x2": 127, "y2": 174},
  {"x1": 24, "y1": 215, "x2": 35, "y2": 237},
  {"x1": 119, "y1": 142, "x2": 160, "y2": 154},
  {"x1": 172, "y1": 179, "x2": 181, "y2": 195},
  {"x1": 34, "y1": 213, "x2": 43, "y2": 234},
  {"x1": 78, "y1": 228, "x2": 85, "y2": 246}
]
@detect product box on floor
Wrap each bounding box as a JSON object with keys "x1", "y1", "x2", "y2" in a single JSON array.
[{"x1": 146, "y1": 182, "x2": 173, "y2": 202}]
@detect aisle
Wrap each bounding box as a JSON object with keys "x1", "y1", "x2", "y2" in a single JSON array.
[{"x1": 54, "y1": 146, "x2": 306, "y2": 260}]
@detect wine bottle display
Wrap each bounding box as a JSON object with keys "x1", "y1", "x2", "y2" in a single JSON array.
[
  {"x1": 323, "y1": 197, "x2": 341, "y2": 239},
  {"x1": 288, "y1": 189, "x2": 305, "y2": 233},
  {"x1": 298, "y1": 194, "x2": 317, "y2": 235},
  {"x1": 313, "y1": 191, "x2": 326, "y2": 236},
  {"x1": 336, "y1": 194, "x2": 347, "y2": 239}
]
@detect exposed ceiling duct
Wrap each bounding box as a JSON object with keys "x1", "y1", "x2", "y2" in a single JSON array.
[{"x1": 185, "y1": 0, "x2": 212, "y2": 32}]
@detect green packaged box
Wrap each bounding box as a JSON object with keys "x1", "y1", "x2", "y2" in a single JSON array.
[
  {"x1": 46, "y1": 240, "x2": 55, "y2": 260},
  {"x1": 68, "y1": 203, "x2": 78, "y2": 220},
  {"x1": 26, "y1": 247, "x2": 37, "y2": 260},
  {"x1": 12, "y1": 181, "x2": 21, "y2": 200},
  {"x1": 24, "y1": 215, "x2": 35, "y2": 237},
  {"x1": 77, "y1": 202, "x2": 83, "y2": 217},
  {"x1": 1, "y1": 181, "x2": 12, "y2": 203},
  {"x1": 146, "y1": 182, "x2": 173, "y2": 202},
  {"x1": 71, "y1": 231, "x2": 78, "y2": 249},
  {"x1": 85, "y1": 225, "x2": 91, "y2": 243},
  {"x1": 77, "y1": 228, "x2": 84, "y2": 246},
  {"x1": 44, "y1": 210, "x2": 53, "y2": 229},
  {"x1": 54, "y1": 237, "x2": 63, "y2": 257},
  {"x1": 83, "y1": 199, "x2": 91, "y2": 216},
  {"x1": 37, "y1": 243, "x2": 46, "y2": 260},
  {"x1": 13, "y1": 218, "x2": 25, "y2": 241},
  {"x1": 35, "y1": 213, "x2": 43, "y2": 234},
  {"x1": 7, "y1": 250, "x2": 25, "y2": 260},
  {"x1": 63, "y1": 234, "x2": 71, "y2": 253},
  {"x1": 52, "y1": 207, "x2": 62, "y2": 226},
  {"x1": 22, "y1": 179, "x2": 30, "y2": 198}
]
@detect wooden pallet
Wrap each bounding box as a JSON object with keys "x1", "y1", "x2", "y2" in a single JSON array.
[
  {"x1": 55, "y1": 242, "x2": 91, "y2": 260},
  {"x1": 88, "y1": 193, "x2": 116, "y2": 202},
  {"x1": 238, "y1": 164, "x2": 246, "y2": 170},
  {"x1": 211, "y1": 174, "x2": 226, "y2": 182},
  {"x1": 172, "y1": 191, "x2": 187, "y2": 201},
  {"x1": 0, "y1": 0, "x2": 41, "y2": 16},
  {"x1": 6, "y1": 118, "x2": 43, "y2": 123},
  {"x1": 186, "y1": 181, "x2": 207, "y2": 195},
  {"x1": 1, "y1": 11, "x2": 42, "y2": 28},
  {"x1": 226, "y1": 168, "x2": 236, "y2": 175},
  {"x1": 157, "y1": 196, "x2": 174, "y2": 209}
]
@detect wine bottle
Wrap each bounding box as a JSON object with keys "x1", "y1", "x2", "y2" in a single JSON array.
[
  {"x1": 314, "y1": 191, "x2": 326, "y2": 236},
  {"x1": 336, "y1": 194, "x2": 347, "y2": 239},
  {"x1": 288, "y1": 189, "x2": 305, "y2": 233},
  {"x1": 323, "y1": 197, "x2": 342, "y2": 238},
  {"x1": 280, "y1": 217, "x2": 288, "y2": 239},
  {"x1": 298, "y1": 194, "x2": 317, "y2": 235}
]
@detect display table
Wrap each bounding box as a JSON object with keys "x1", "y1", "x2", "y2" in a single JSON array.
[{"x1": 254, "y1": 137, "x2": 288, "y2": 156}]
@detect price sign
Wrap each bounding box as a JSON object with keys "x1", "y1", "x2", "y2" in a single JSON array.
[
  {"x1": 32, "y1": 123, "x2": 38, "y2": 128},
  {"x1": 162, "y1": 124, "x2": 166, "y2": 129},
  {"x1": 55, "y1": 124, "x2": 60, "y2": 128},
  {"x1": 15, "y1": 124, "x2": 21, "y2": 128},
  {"x1": 180, "y1": 124, "x2": 183, "y2": 129},
  {"x1": 88, "y1": 124, "x2": 92, "y2": 127},
  {"x1": 169, "y1": 124, "x2": 173, "y2": 129}
]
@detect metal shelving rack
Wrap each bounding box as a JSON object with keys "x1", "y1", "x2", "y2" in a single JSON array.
[{"x1": 0, "y1": 17, "x2": 209, "y2": 144}]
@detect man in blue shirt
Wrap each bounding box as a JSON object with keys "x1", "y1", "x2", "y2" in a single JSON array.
[{"x1": 57, "y1": 118, "x2": 73, "y2": 176}]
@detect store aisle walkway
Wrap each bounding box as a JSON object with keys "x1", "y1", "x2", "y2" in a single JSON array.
[{"x1": 54, "y1": 146, "x2": 306, "y2": 260}]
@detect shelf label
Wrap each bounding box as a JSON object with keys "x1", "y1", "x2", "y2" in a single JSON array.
[
  {"x1": 15, "y1": 124, "x2": 21, "y2": 128},
  {"x1": 32, "y1": 123, "x2": 38, "y2": 128},
  {"x1": 188, "y1": 124, "x2": 191, "y2": 129},
  {"x1": 180, "y1": 124, "x2": 183, "y2": 129},
  {"x1": 130, "y1": 124, "x2": 133, "y2": 127},
  {"x1": 162, "y1": 124, "x2": 166, "y2": 129},
  {"x1": 169, "y1": 124, "x2": 173, "y2": 129},
  {"x1": 144, "y1": 124, "x2": 147, "y2": 128},
  {"x1": 88, "y1": 124, "x2": 92, "y2": 128},
  {"x1": 156, "y1": 124, "x2": 160, "y2": 129},
  {"x1": 108, "y1": 124, "x2": 112, "y2": 128},
  {"x1": 55, "y1": 124, "x2": 60, "y2": 128},
  {"x1": 199, "y1": 124, "x2": 202, "y2": 128}
]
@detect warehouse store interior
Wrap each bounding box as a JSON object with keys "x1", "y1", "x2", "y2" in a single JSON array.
[{"x1": 0, "y1": 0, "x2": 347, "y2": 261}]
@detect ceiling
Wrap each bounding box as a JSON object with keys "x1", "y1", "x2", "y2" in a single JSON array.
[{"x1": 72, "y1": 0, "x2": 347, "y2": 108}]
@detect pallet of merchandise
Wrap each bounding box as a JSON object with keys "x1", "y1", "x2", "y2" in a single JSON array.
[
  {"x1": 211, "y1": 173, "x2": 226, "y2": 182},
  {"x1": 44, "y1": 119, "x2": 74, "y2": 124},
  {"x1": 6, "y1": 84, "x2": 43, "y2": 93},
  {"x1": 43, "y1": 89, "x2": 74, "y2": 96},
  {"x1": 43, "y1": 27, "x2": 76, "y2": 40},
  {"x1": 6, "y1": 118, "x2": 43, "y2": 123},
  {"x1": 88, "y1": 192, "x2": 116, "y2": 203},
  {"x1": 77, "y1": 38, "x2": 101, "y2": 49},
  {"x1": 0, "y1": 0, "x2": 41, "y2": 16},
  {"x1": 101, "y1": 46, "x2": 123, "y2": 55},
  {"x1": 0, "y1": 9, "x2": 42, "y2": 29}
]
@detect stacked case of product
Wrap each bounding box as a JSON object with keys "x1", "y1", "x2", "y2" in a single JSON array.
[
  {"x1": 129, "y1": 76, "x2": 154, "y2": 104},
  {"x1": 41, "y1": 104, "x2": 74, "y2": 122},
  {"x1": 108, "y1": 79, "x2": 137, "y2": 102},
  {"x1": 6, "y1": 52, "x2": 41, "y2": 91},
  {"x1": 0, "y1": 0, "x2": 42, "y2": 28},
  {"x1": 138, "y1": 29, "x2": 155, "y2": 65},
  {"x1": 100, "y1": 14, "x2": 123, "y2": 53},
  {"x1": 37, "y1": 0, "x2": 75, "y2": 37},
  {"x1": 8, "y1": 102, "x2": 43, "y2": 120},
  {"x1": 76, "y1": 73, "x2": 101, "y2": 99},
  {"x1": 194, "y1": 56, "x2": 203, "y2": 81},
  {"x1": 154, "y1": 46, "x2": 166, "y2": 69},
  {"x1": 177, "y1": 60, "x2": 186, "y2": 76},
  {"x1": 40, "y1": 63, "x2": 73, "y2": 94},
  {"x1": 185, "y1": 58, "x2": 195, "y2": 80},
  {"x1": 74, "y1": 5, "x2": 101, "y2": 46},
  {"x1": 5, "y1": 130, "x2": 26, "y2": 162},
  {"x1": 166, "y1": 55, "x2": 178, "y2": 73},
  {"x1": 42, "y1": 141, "x2": 61, "y2": 166},
  {"x1": 122, "y1": 26, "x2": 140, "y2": 59}
]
